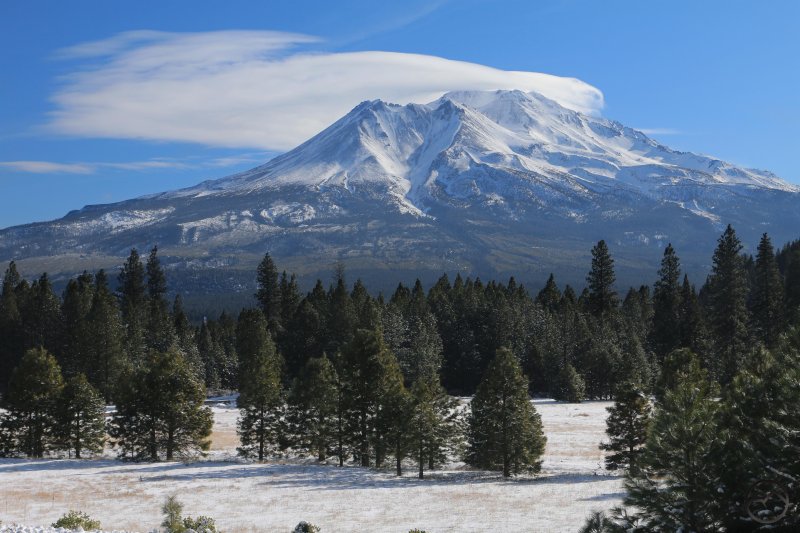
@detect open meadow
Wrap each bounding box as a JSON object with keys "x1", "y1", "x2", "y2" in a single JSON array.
[{"x1": 0, "y1": 400, "x2": 621, "y2": 533}]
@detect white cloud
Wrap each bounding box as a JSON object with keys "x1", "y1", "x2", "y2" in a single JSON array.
[
  {"x1": 0, "y1": 161, "x2": 94, "y2": 174},
  {"x1": 0, "y1": 154, "x2": 270, "y2": 175},
  {"x1": 638, "y1": 128, "x2": 682, "y2": 136},
  {"x1": 47, "y1": 30, "x2": 604, "y2": 151}
]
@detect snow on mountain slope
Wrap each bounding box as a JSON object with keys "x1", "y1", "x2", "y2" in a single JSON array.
[
  {"x1": 2, "y1": 89, "x2": 799, "y2": 289},
  {"x1": 159, "y1": 89, "x2": 797, "y2": 218}
]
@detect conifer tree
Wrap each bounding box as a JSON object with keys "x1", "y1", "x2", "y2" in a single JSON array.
[
  {"x1": 554, "y1": 363, "x2": 586, "y2": 403},
  {"x1": 60, "y1": 272, "x2": 95, "y2": 375},
  {"x1": 587, "y1": 240, "x2": 618, "y2": 319},
  {"x1": 327, "y1": 275, "x2": 357, "y2": 353},
  {"x1": 111, "y1": 349, "x2": 212, "y2": 461},
  {"x1": 785, "y1": 249, "x2": 800, "y2": 323},
  {"x1": 750, "y1": 233, "x2": 785, "y2": 347},
  {"x1": 0, "y1": 261, "x2": 24, "y2": 391},
  {"x1": 407, "y1": 378, "x2": 462, "y2": 478},
  {"x1": 118, "y1": 249, "x2": 147, "y2": 365},
  {"x1": 235, "y1": 309, "x2": 283, "y2": 460},
  {"x1": 465, "y1": 347, "x2": 546, "y2": 477},
  {"x1": 145, "y1": 246, "x2": 175, "y2": 353},
  {"x1": 86, "y1": 270, "x2": 126, "y2": 400},
  {"x1": 651, "y1": 244, "x2": 682, "y2": 360},
  {"x1": 255, "y1": 253, "x2": 281, "y2": 332},
  {"x1": 288, "y1": 355, "x2": 339, "y2": 462},
  {"x1": 338, "y1": 328, "x2": 403, "y2": 467},
  {"x1": 623, "y1": 363, "x2": 722, "y2": 531},
  {"x1": 56, "y1": 373, "x2": 106, "y2": 458},
  {"x1": 20, "y1": 273, "x2": 63, "y2": 357},
  {"x1": 599, "y1": 382, "x2": 651, "y2": 471},
  {"x1": 535, "y1": 273, "x2": 561, "y2": 312},
  {"x1": 705, "y1": 224, "x2": 750, "y2": 383},
  {"x1": 1, "y1": 347, "x2": 64, "y2": 457}
]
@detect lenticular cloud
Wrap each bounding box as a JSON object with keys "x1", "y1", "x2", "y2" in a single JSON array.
[{"x1": 48, "y1": 30, "x2": 604, "y2": 151}]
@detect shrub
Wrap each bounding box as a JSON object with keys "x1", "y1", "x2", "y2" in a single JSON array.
[
  {"x1": 52, "y1": 510, "x2": 102, "y2": 530},
  {"x1": 292, "y1": 522, "x2": 321, "y2": 533},
  {"x1": 183, "y1": 515, "x2": 218, "y2": 533}
]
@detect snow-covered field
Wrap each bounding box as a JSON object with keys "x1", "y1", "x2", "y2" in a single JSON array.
[{"x1": 0, "y1": 400, "x2": 622, "y2": 533}]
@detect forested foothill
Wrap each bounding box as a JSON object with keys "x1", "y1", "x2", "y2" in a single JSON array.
[{"x1": 1, "y1": 226, "x2": 800, "y2": 530}]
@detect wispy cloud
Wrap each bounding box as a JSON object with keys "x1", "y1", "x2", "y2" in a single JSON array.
[
  {"x1": 46, "y1": 30, "x2": 604, "y2": 151},
  {"x1": 0, "y1": 153, "x2": 272, "y2": 175},
  {"x1": 638, "y1": 128, "x2": 683, "y2": 136},
  {"x1": 0, "y1": 161, "x2": 95, "y2": 174}
]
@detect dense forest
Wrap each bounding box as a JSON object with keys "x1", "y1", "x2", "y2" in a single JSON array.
[{"x1": 1, "y1": 225, "x2": 800, "y2": 529}]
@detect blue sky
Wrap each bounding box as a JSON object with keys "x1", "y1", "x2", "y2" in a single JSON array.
[{"x1": 1, "y1": 0, "x2": 798, "y2": 228}]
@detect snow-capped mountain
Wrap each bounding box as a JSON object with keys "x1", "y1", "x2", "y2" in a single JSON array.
[{"x1": 2, "y1": 90, "x2": 799, "y2": 290}]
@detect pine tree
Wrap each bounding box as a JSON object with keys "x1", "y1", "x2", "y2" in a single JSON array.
[
  {"x1": 465, "y1": 347, "x2": 546, "y2": 477},
  {"x1": 705, "y1": 224, "x2": 750, "y2": 384},
  {"x1": 236, "y1": 309, "x2": 283, "y2": 460},
  {"x1": 56, "y1": 373, "x2": 106, "y2": 458},
  {"x1": 1, "y1": 347, "x2": 64, "y2": 457},
  {"x1": 338, "y1": 328, "x2": 403, "y2": 467},
  {"x1": 0, "y1": 261, "x2": 24, "y2": 392},
  {"x1": 20, "y1": 273, "x2": 63, "y2": 357},
  {"x1": 255, "y1": 253, "x2": 281, "y2": 332},
  {"x1": 750, "y1": 233, "x2": 785, "y2": 347},
  {"x1": 587, "y1": 240, "x2": 618, "y2": 319},
  {"x1": 118, "y1": 249, "x2": 147, "y2": 365},
  {"x1": 623, "y1": 363, "x2": 722, "y2": 531},
  {"x1": 535, "y1": 273, "x2": 562, "y2": 312},
  {"x1": 651, "y1": 244, "x2": 682, "y2": 360},
  {"x1": 60, "y1": 272, "x2": 95, "y2": 376},
  {"x1": 407, "y1": 378, "x2": 462, "y2": 478},
  {"x1": 288, "y1": 355, "x2": 339, "y2": 462},
  {"x1": 86, "y1": 270, "x2": 127, "y2": 400},
  {"x1": 599, "y1": 382, "x2": 651, "y2": 470},
  {"x1": 785, "y1": 249, "x2": 800, "y2": 323},
  {"x1": 111, "y1": 349, "x2": 212, "y2": 461},
  {"x1": 145, "y1": 246, "x2": 175, "y2": 353},
  {"x1": 553, "y1": 363, "x2": 586, "y2": 403}
]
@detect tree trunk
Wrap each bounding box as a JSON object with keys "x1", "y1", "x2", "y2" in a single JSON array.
[{"x1": 418, "y1": 444, "x2": 424, "y2": 479}]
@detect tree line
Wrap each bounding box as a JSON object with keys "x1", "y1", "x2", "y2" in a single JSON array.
[{"x1": 1, "y1": 226, "x2": 799, "y2": 482}]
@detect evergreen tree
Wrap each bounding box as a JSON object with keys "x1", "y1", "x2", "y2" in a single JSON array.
[
  {"x1": 553, "y1": 363, "x2": 586, "y2": 403},
  {"x1": 236, "y1": 309, "x2": 283, "y2": 460},
  {"x1": 599, "y1": 382, "x2": 651, "y2": 471},
  {"x1": 255, "y1": 253, "x2": 281, "y2": 332},
  {"x1": 111, "y1": 349, "x2": 212, "y2": 461},
  {"x1": 587, "y1": 240, "x2": 618, "y2": 319},
  {"x1": 56, "y1": 373, "x2": 106, "y2": 458},
  {"x1": 750, "y1": 233, "x2": 785, "y2": 347},
  {"x1": 677, "y1": 275, "x2": 710, "y2": 360},
  {"x1": 623, "y1": 364, "x2": 722, "y2": 531},
  {"x1": 651, "y1": 244, "x2": 682, "y2": 360},
  {"x1": 0, "y1": 261, "x2": 24, "y2": 391},
  {"x1": 1, "y1": 347, "x2": 64, "y2": 457},
  {"x1": 60, "y1": 272, "x2": 95, "y2": 376},
  {"x1": 407, "y1": 378, "x2": 462, "y2": 478},
  {"x1": 338, "y1": 328, "x2": 403, "y2": 467},
  {"x1": 118, "y1": 249, "x2": 147, "y2": 365},
  {"x1": 535, "y1": 273, "x2": 561, "y2": 312},
  {"x1": 288, "y1": 354, "x2": 339, "y2": 462},
  {"x1": 145, "y1": 246, "x2": 175, "y2": 353},
  {"x1": 85, "y1": 270, "x2": 126, "y2": 400},
  {"x1": 705, "y1": 224, "x2": 750, "y2": 384},
  {"x1": 785, "y1": 249, "x2": 800, "y2": 323},
  {"x1": 465, "y1": 347, "x2": 546, "y2": 477},
  {"x1": 327, "y1": 275, "x2": 357, "y2": 353},
  {"x1": 20, "y1": 273, "x2": 63, "y2": 356}
]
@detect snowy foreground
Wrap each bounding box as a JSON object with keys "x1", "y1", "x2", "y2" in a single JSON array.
[{"x1": 0, "y1": 400, "x2": 621, "y2": 533}]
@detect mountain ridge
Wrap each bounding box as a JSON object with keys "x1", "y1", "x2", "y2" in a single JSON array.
[{"x1": 2, "y1": 89, "x2": 799, "y2": 292}]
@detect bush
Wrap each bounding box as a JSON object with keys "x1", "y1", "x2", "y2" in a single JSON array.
[
  {"x1": 408, "y1": 530, "x2": 428, "y2": 533},
  {"x1": 292, "y1": 522, "x2": 321, "y2": 533},
  {"x1": 183, "y1": 515, "x2": 218, "y2": 533},
  {"x1": 52, "y1": 510, "x2": 102, "y2": 530}
]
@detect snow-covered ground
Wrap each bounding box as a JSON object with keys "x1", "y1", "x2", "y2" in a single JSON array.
[{"x1": 0, "y1": 400, "x2": 621, "y2": 533}]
